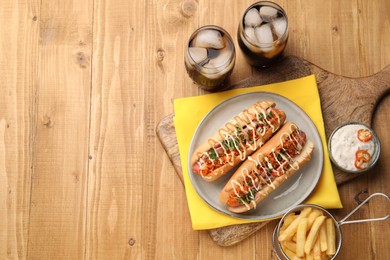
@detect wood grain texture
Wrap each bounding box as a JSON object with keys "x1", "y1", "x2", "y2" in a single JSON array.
[
  {"x1": 0, "y1": 0, "x2": 389, "y2": 259},
  {"x1": 86, "y1": 0, "x2": 147, "y2": 258},
  {"x1": 27, "y1": 0, "x2": 93, "y2": 258},
  {"x1": 0, "y1": 0, "x2": 39, "y2": 258}
]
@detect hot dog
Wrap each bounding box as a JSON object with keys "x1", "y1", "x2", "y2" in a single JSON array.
[
  {"x1": 219, "y1": 122, "x2": 314, "y2": 213},
  {"x1": 190, "y1": 100, "x2": 286, "y2": 182}
]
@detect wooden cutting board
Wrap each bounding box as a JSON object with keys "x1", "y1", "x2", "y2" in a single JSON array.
[{"x1": 156, "y1": 56, "x2": 390, "y2": 246}]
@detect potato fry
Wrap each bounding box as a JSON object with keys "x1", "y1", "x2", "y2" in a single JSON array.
[
  {"x1": 281, "y1": 213, "x2": 297, "y2": 232},
  {"x1": 292, "y1": 233, "x2": 297, "y2": 242},
  {"x1": 279, "y1": 207, "x2": 313, "y2": 242},
  {"x1": 321, "y1": 252, "x2": 331, "y2": 260},
  {"x1": 284, "y1": 240, "x2": 297, "y2": 253},
  {"x1": 296, "y1": 218, "x2": 308, "y2": 257},
  {"x1": 304, "y1": 216, "x2": 326, "y2": 254},
  {"x1": 313, "y1": 235, "x2": 322, "y2": 260},
  {"x1": 283, "y1": 248, "x2": 296, "y2": 259},
  {"x1": 307, "y1": 209, "x2": 323, "y2": 229},
  {"x1": 306, "y1": 253, "x2": 314, "y2": 260},
  {"x1": 325, "y1": 218, "x2": 336, "y2": 256},
  {"x1": 281, "y1": 243, "x2": 287, "y2": 252},
  {"x1": 319, "y1": 222, "x2": 328, "y2": 252}
]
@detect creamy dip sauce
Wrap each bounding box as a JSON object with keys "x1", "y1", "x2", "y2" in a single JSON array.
[{"x1": 330, "y1": 124, "x2": 375, "y2": 171}]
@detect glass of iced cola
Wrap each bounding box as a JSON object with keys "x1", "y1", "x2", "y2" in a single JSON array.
[
  {"x1": 184, "y1": 25, "x2": 236, "y2": 91},
  {"x1": 238, "y1": 1, "x2": 288, "y2": 68}
]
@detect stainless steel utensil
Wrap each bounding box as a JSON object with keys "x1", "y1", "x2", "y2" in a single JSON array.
[{"x1": 272, "y1": 193, "x2": 390, "y2": 259}]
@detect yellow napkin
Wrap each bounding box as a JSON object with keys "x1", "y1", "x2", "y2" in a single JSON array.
[{"x1": 174, "y1": 75, "x2": 342, "y2": 230}]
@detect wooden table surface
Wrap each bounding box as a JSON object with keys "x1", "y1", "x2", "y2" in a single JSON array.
[{"x1": 1, "y1": 0, "x2": 389, "y2": 259}]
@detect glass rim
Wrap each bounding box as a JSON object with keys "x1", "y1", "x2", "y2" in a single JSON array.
[
  {"x1": 240, "y1": 1, "x2": 289, "y2": 48},
  {"x1": 186, "y1": 25, "x2": 236, "y2": 71}
]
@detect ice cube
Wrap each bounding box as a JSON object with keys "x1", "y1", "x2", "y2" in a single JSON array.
[
  {"x1": 259, "y1": 6, "x2": 278, "y2": 21},
  {"x1": 244, "y1": 27, "x2": 257, "y2": 44},
  {"x1": 201, "y1": 49, "x2": 234, "y2": 79},
  {"x1": 201, "y1": 62, "x2": 221, "y2": 77},
  {"x1": 272, "y1": 17, "x2": 287, "y2": 38},
  {"x1": 188, "y1": 47, "x2": 208, "y2": 65},
  {"x1": 254, "y1": 24, "x2": 274, "y2": 52},
  {"x1": 244, "y1": 8, "x2": 263, "y2": 27},
  {"x1": 204, "y1": 46, "x2": 232, "y2": 69},
  {"x1": 192, "y1": 29, "x2": 225, "y2": 49},
  {"x1": 200, "y1": 65, "x2": 221, "y2": 79}
]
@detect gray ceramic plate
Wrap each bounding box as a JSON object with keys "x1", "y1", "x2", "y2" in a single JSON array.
[{"x1": 188, "y1": 92, "x2": 324, "y2": 220}]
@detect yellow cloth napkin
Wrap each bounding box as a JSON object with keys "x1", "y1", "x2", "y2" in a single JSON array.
[{"x1": 174, "y1": 75, "x2": 342, "y2": 230}]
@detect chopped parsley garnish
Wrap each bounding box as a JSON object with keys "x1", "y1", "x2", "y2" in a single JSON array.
[
  {"x1": 248, "y1": 192, "x2": 255, "y2": 201},
  {"x1": 267, "y1": 111, "x2": 273, "y2": 119},
  {"x1": 222, "y1": 140, "x2": 229, "y2": 150},
  {"x1": 228, "y1": 138, "x2": 236, "y2": 149},
  {"x1": 209, "y1": 148, "x2": 217, "y2": 159}
]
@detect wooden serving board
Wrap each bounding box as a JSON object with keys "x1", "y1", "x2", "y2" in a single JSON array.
[{"x1": 156, "y1": 56, "x2": 390, "y2": 246}]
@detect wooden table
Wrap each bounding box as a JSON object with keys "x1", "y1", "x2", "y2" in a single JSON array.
[{"x1": 1, "y1": 0, "x2": 389, "y2": 259}]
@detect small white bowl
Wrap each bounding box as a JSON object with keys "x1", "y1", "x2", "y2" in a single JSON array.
[{"x1": 328, "y1": 122, "x2": 381, "y2": 174}]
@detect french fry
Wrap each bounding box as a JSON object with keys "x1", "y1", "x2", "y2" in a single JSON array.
[
  {"x1": 319, "y1": 222, "x2": 328, "y2": 252},
  {"x1": 283, "y1": 248, "x2": 297, "y2": 259},
  {"x1": 281, "y1": 213, "x2": 297, "y2": 232},
  {"x1": 281, "y1": 243, "x2": 287, "y2": 252},
  {"x1": 321, "y1": 252, "x2": 331, "y2": 260},
  {"x1": 307, "y1": 209, "x2": 323, "y2": 229},
  {"x1": 279, "y1": 207, "x2": 313, "y2": 242},
  {"x1": 296, "y1": 218, "x2": 308, "y2": 257},
  {"x1": 304, "y1": 216, "x2": 326, "y2": 254},
  {"x1": 313, "y1": 235, "x2": 322, "y2": 260},
  {"x1": 284, "y1": 240, "x2": 297, "y2": 253},
  {"x1": 306, "y1": 253, "x2": 314, "y2": 260},
  {"x1": 325, "y1": 218, "x2": 336, "y2": 256}
]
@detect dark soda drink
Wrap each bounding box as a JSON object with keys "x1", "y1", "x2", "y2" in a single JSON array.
[
  {"x1": 238, "y1": 1, "x2": 288, "y2": 68},
  {"x1": 185, "y1": 25, "x2": 235, "y2": 91}
]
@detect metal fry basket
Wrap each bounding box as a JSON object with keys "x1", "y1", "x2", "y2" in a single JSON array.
[{"x1": 272, "y1": 193, "x2": 390, "y2": 259}]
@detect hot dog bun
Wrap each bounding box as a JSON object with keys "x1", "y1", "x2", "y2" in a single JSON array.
[
  {"x1": 190, "y1": 100, "x2": 286, "y2": 182},
  {"x1": 219, "y1": 122, "x2": 314, "y2": 213}
]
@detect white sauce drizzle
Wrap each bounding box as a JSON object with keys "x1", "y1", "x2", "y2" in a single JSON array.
[{"x1": 228, "y1": 126, "x2": 307, "y2": 208}]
